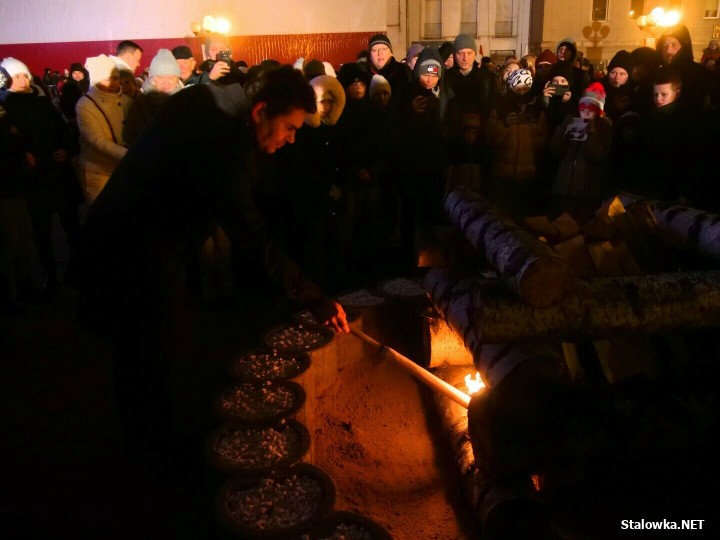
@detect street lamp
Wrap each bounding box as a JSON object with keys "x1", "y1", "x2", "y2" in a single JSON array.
[
  {"x1": 634, "y1": 7, "x2": 681, "y2": 47},
  {"x1": 190, "y1": 15, "x2": 231, "y2": 37}
]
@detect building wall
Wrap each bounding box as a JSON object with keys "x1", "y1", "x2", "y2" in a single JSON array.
[
  {"x1": 0, "y1": 0, "x2": 388, "y2": 74},
  {"x1": 531, "y1": 1, "x2": 720, "y2": 67},
  {"x1": 403, "y1": 0, "x2": 532, "y2": 60}
]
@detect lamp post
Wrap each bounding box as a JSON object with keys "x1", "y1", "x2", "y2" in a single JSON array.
[
  {"x1": 634, "y1": 7, "x2": 681, "y2": 48},
  {"x1": 190, "y1": 15, "x2": 231, "y2": 37}
]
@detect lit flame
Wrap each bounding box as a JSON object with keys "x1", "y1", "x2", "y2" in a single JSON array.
[{"x1": 465, "y1": 372, "x2": 486, "y2": 394}]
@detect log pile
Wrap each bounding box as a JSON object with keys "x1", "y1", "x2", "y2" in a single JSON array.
[{"x1": 424, "y1": 189, "x2": 720, "y2": 539}]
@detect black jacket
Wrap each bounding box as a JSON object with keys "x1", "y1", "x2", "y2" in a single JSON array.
[{"x1": 77, "y1": 83, "x2": 323, "y2": 338}]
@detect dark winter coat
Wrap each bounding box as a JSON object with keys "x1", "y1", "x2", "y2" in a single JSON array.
[{"x1": 77, "y1": 83, "x2": 324, "y2": 339}]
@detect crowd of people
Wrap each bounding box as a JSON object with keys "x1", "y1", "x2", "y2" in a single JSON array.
[
  {"x1": 2, "y1": 27, "x2": 720, "y2": 316},
  {"x1": 2, "y1": 28, "x2": 720, "y2": 527}
]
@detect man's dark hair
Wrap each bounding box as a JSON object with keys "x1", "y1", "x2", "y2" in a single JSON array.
[
  {"x1": 654, "y1": 67, "x2": 682, "y2": 88},
  {"x1": 116, "y1": 40, "x2": 143, "y2": 56},
  {"x1": 245, "y1": 64, "x2": 317, "y2": 117},
  {"x1": 481, "y1": 56, "x2": 492, "y2": 65}
]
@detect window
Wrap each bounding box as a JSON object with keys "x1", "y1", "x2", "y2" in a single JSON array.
[
  {"x1": 460, "y1": 0, "x2": 478, "y2": 36},
  {"x1": 424, "y1": 0, "x2": 442, "y2": 39},
  {"x1": 705, "y1": 0, "x2": 720, "y2": 18},
  {"x1": 592, "y1": 0, "x2": 608, "y2": 21},
  {"x1": 495, "y1": 0, "x2": 514, "y2": 37}
]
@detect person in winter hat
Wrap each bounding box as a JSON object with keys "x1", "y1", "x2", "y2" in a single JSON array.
[
  {"x1": 405, "y1": 43, "x2": 425, "y2": 70},
  {"x1": 305, "y1": 74, "x2": 346, "y2": 128},
  {"x1": 367, "y1": 34, "x2": 411, "y2": 110},
  {"x1": 555, "y1": 38, "x2": 588, "y2": 103},
  {"x1": 0, "y1": 57, "x2": 32, "y2": 93},
  {"x1": 337, "y1": 62, "x2": 371, "y2": 101},
  {"x1": 145, "y1": 49, "x2": 182, "y2": 91},
  {"x1": 606, "y1": 50, "x2": 633, "y2": 88},
  {"x1": 507, "y1": 68, "x2": 533, "y2": 95},
  {"x1": 303, "y1": 59, "x2": 326, "y2": 81},
  {"x1": 75, "y1": 54, "x2": 131, "y2": 202},
  {"x1": 171, "y1": 46, "x2": 198, "y2": 86},
  {"x1": 369, "y1": 74, "x2": 392, "y2": 107},
  {"x1": 600, "y1": 50, "x2": 634, "y2": 121},
  {"x1": 445, "y1": 33, "x2": 495, "y2": 120},
  {"x1": 322, "y1": 62, "x2": 337, "y2": 78},
  {"x1": 542, "y1": 60, "x2": 577, "y2": 134},
  {"x1": 438, "y1": 41, "x2": 454, "y2": 69},
  {"x1": 550, "y1": 81, "x2": 612, "y2": 223},
  {"x1": 657, "y1": 24, "x2": 708, "y2": 111},
  {"x1": 124, "y1": 49, "x2": 184, "y2": 147},
  {"x1": 578, "y1": 82, "x2": 605, "y2": 117},
  {"x1": 395, "y1": 46, "x2": 454, "y2": 259},
  {"x1": 486, "y1": 65, "x2": 548, "y2": 217}
]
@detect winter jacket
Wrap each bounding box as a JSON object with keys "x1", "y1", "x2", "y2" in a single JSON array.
[
  {"x1": 551, "y1": 115, "x2": 612, "y2": 205},
  {"x1": 75, "y1": 85, "x2": 131, "y2": 202},
  {"x1": 487, "y1": 94, "x2": 547, "y2": 182},
  {"x1": 77, "y1": 82, "x2": 325, "y2": 339}
]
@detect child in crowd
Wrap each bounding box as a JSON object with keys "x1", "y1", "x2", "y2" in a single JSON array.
[
  {"x1": 634, "y1": 68, "x2": 699, "y2": 203},
  {"x1": 550, "y1": 82, "x2": 612, "y2": 223},
  {"x1": 486, "y1": 68, "x2": 547, "y2": 217}
]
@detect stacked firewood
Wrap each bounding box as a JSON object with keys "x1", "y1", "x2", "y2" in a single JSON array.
[{"x1": 424, "y1": 189, "x2": 720, "y2": 540}]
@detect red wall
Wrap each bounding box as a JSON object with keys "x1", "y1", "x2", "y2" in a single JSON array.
[{"x1": 0, "y1": 32, "x2": 376, "y2": 76}]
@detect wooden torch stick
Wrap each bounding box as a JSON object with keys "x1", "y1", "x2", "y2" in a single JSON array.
[{"x1": 350, "y1": 327, "x2": 471, "y2": 409}]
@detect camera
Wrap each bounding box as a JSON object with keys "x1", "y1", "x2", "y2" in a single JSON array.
[
  {"x1": 217, "y1": 50, "x2": 232, "y2": 64},
  {"x1": 550, "y1": 83, "x2": 569, "y2": 96}
]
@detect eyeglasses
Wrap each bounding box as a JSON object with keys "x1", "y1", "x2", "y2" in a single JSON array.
[{"x1": 370, "y1": 46, "x2": 390, "y2": 54}]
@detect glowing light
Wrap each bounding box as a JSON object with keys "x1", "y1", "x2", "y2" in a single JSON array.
[
  {"x1": 465, "y1": 372, "x2": 486, "y2": 394},
  {"x1": 660, "y1": 10, "x2": 680, "y2": 27},
  {"x1": 190, "y1": 21, "x2": 202, "y2": 35},
  {"x1": 202, "y1": 15, "x2": 216, "y2": 33},
  {"x1": 215, "y1": 17, "x2": 231, "y2": 35},
  {"x1": 650, "y1": 7, "x2": 665, "y2": 22}
]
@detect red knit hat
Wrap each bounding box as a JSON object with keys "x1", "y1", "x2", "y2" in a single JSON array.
[
  {"x1": 536, "y1": 49, "x2": 557, "y2": 66},
  {"x1": 579, "y1": 82, "x2": 606, "y2": 115}
]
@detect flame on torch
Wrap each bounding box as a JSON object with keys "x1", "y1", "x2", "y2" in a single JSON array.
[{"x1": 465, "y1": 372, "x2": 486, "y2": 395}]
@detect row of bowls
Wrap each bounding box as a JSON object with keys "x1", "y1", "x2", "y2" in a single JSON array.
[{"x1": 208, "y1": 281, "x2": 428, "y2": 538}]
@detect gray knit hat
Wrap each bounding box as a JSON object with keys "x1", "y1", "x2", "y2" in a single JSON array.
[
  {"x1": 453, "y1": 34, "x2": 477, "y2": 53},
  {"x1": 149, "y1": 49, "x2": 181, "y2": 78}
]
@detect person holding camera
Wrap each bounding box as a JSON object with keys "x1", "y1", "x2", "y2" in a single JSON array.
[
  {"x1": 193, "y1": 32, "x2": 246, "y2": 86},
  {"x1": 541, "y1": 61, "x2": 576, "y2": 136}
]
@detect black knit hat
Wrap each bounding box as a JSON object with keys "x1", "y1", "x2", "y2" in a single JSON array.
[
  {"x1": 337, "y1": 62, "x2": 371, "y2": 89},
  {"x1": 608, "y1": 50, "x2": 633, "y2": 74},
  {"x1": 69, "y1": 62, "x2": 85, "y2": 73},
  {"x1": 303, "y1": 59, "x2": 326, "y2": 81},
  {"x1": 171, "y1": 45, "x2": 194, "y2": 60},
  {"x1": 438, "y1": 42, "x2": 454, "y2": 62},
  {"x1": 549, "y1": 60, "x2": 575, "y2": 84},
  {"x1": 368, "y1": 34, "x2": 392, "y2": 52}
]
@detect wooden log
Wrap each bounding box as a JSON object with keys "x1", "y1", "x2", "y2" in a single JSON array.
[
  {"x1": 445, "y1": 189, "x2": 575, "y2": 308},
  {"x1": 608, "y1": 192, "x2": 720, "y2": 261},
  {"x1": 424, "y1": 267, "x2": 720, "y2": 346}
]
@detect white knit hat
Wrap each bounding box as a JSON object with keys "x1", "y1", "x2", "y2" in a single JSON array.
[
  {"x1": 322, "y1": 61, "x2": 337, "y2": 78},
  {"x1": 1, "y1": 57, "x2": 31, "y2": 78},
  {"x1": 507, "y1": 69, "x2": 533, "y2": 91},
  {"x1": 369, "y1": 74, "x2": 391, "y2": 99},
  {"x1": 85, "y1": 54, "x2": 118, "y2": 85},
  {"x1": 149, "y1": 49, "x2": 181, "y2": 78}
]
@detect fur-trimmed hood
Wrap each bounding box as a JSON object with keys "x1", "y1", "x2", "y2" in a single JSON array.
[{"x1": 305, "y1": 75, "x2": 346, "y2": 127}]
